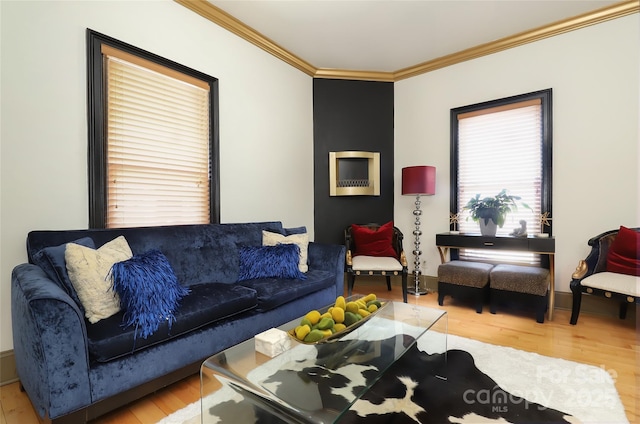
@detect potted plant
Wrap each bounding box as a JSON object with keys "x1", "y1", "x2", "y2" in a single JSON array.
[{"x1": 464, "y1": 189, "x2": 529, "y2": 236}]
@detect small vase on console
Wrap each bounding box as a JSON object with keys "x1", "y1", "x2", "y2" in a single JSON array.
[{"x1": 479, "y1": 219, "x2": 498, "y2": 237}]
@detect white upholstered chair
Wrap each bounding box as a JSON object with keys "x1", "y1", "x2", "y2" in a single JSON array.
[
  {"x1": 344, "y1": 223, "x2": 408, "y2": 303},
  {"x1": 570, "y1": 226, "x2": 639, "y2": 324}
]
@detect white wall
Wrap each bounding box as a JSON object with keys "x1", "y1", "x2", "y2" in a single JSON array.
[
  {"x1": 395, "y1": 15, "x2": 639, "y2": 293},
  {"x1": 0, "y1": 0, "x2": 313, "y2": 352},
  {"x1": 1, "y1": 2, "x2": 638, "y2": 353}
]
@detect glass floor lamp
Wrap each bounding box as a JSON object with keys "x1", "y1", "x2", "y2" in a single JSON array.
[{"x1": 401, "y1": 166, "x2": 436, "y2": 295}]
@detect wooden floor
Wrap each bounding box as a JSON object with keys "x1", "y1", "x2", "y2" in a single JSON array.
[{"x1": 2, "y1": 281, "x2": 638, "y2": 424}]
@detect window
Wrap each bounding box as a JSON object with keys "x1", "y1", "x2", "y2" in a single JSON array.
[
  {"x1": 451, "y1": 89, "x2": 552, "y2": 264},
  {"x1": 87, "y1": 30, "x2": 220, "y2": 228}
]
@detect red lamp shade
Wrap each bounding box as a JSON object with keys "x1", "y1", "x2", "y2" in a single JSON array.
[{"x1": 402, "y1": 166, "x2": 436, "y2": 195}]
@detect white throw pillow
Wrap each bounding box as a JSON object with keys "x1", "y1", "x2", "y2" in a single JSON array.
[
  {"x1": 65, "y1": 236, "x2": 133, "y2": 323},
  {"x1": 262, "y1": 230, "x2": 309, "y2": 273}
]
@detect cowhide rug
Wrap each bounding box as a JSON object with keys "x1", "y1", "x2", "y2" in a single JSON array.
[
  {"x1": 158, "y1": 334, "x2": 627, "y2": 424},
  {"x1": 340, "y1": 346, "x2": 578, "y2": 424}
]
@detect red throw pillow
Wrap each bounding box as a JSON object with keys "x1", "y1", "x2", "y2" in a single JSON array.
[
  {"x1": 352, "y1": 222, "x2": 398, "y2": 258},
  {"x1": 606, "y1": 226, "x2": 640, "y2": 276}
]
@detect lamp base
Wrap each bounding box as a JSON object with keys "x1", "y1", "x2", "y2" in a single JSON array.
[
  {"x1": 408, "y1": 273, "x2": 428, "y2": 295},
  {"x1": 407, "y1": 286, "x2": 429, "y2": 296}
]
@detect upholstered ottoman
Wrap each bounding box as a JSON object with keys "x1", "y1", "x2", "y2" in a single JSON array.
[
  {"x1": 489, "y1": 264, "x2": 550, "y2": 323},
  {"x1": 437, "y1": 260, "x2": 494, "y2": 313}
]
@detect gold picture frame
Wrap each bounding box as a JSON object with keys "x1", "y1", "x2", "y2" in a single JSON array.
[{"x1": 329, "y1": 151, "x2": 380, "y2": 196}]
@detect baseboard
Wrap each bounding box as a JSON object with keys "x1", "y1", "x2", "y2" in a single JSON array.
[
  {"x1": 554, "y1": 290, "x2": 637, "y2": 319},
  {"x1": 1, "y1": 350, "x2": 18, "y2": 386},
  {"x1": 425, "y1": 275, "x2": 438, "y2": 292}
]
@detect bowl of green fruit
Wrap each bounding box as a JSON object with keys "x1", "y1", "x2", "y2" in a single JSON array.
[{"x1": 288, "y1": 293, "x2": 386, "y2": 344}]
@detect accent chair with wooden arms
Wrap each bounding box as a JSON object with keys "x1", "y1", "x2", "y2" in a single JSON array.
[{"x1": 345, "y1": 222, "x2": 408, "y2": 303}]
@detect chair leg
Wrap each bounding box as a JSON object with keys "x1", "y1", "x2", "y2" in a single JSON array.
[
  {"x1": 385, "y1": 275, "x2": 392, "y2": 291},
  {"x1": 475, "y1": 299, "x2": 483, "y2": 314},
  {"x1": 535, "y1": 296, "x2": 546, "y2": 323},
  {"x1": 619, "y1": 302, "x2": 628, "y2": 319},
  {"x1": 401, "y1": 273, "x2": 408, "y2": 303},
  {"x1": 348, "y1": 273, "x2": 356, "y2": 297},
  {"x1": 569, "y1": 282, "x2": 582, "y2": 325},
  {"x1": 489, "y1": 290, "x2": 497, "y2": 314},
  {"x1": 482, "y1": 285, "x2": 490, "y2": 312}
]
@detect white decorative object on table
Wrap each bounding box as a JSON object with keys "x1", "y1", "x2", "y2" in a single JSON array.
[{"x1": 255, "y1": 328, "x2": 291, "y2": 357}]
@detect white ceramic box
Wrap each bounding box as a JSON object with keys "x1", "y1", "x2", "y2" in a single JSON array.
[{"x1": 254, "y1": 328, "x2": 292, "y2": 357}]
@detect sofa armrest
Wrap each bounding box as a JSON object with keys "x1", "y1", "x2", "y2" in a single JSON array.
[
  {"x1": 307, "y1": 242, "x2": 346, "y2": 298},
  {"x1": 11, "y1": 263, "x2": 92, "y2": 420}
]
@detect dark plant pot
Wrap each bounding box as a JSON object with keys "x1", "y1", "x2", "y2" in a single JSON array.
[{"x1": 479, "y1": 219, "x2": 498, "y2": 236}]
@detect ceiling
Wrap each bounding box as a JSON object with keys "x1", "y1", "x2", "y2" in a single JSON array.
[{"x1": 180, "y1": 0, "x2": 637, "y2": 80}]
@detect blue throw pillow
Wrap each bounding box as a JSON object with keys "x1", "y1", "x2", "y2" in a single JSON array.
[
  {"x1": 110, "y1": 250, "x2": 189, "y2": 339},
  {"x1": 237, "y1": 244, "x2": 307, "y2": 282},
  {"x1": 32, "y1": 237, "x2": 96, "y2": 309},
  {"x1": 282, "y1": 226, "x2": 307, "y2": 236}
]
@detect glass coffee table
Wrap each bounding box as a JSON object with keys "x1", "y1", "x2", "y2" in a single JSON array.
[{"x1": 200, "y1": 300, "x2": 447, "y2": 424}]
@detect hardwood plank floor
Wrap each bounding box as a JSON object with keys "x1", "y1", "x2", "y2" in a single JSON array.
[{"x1": 2, "y1": 280, "x2": 638, "y2": 423}]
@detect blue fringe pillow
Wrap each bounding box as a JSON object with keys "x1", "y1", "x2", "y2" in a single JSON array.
[
  {"x1": 110, "y1": 249, "x2": 189, "y2": 339},
  {"x1": 237, "y1": 244, "x2": 307, "y2": 282}
]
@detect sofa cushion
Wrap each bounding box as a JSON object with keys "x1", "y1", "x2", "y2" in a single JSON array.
[
  {"x1": 86, "y1": 282, "x2": 258, "y2": 362},
  {"x1": 262, "y1": 230, "x2": 309, "y2": 272},
  {"x1": 352, "y1": 221, "x2": 397, "y2": 258},
  {"x1": 111, "y1": 250, "x2": 190, "y2": 339},
  {"x1": 237, "y1": 244, "x2": 306, "y2": 281},
  {"x1": 65, "y1": 236, "x2": 133, "y2": 323},
  {"x1": 31, "y1": 236, "x2": 95, "y2": 309},
  {"x1": 606, "y1": 226, "x2": 640, "y2": 276},
  {"x1": 238, "y1": 269, "x2": 335, "y2": 312}
]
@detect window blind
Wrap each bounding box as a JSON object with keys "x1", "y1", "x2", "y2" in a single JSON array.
[
  {"x1": 457, "y1": 100, "x2": 542, "y2": 265},
  {"x1": 105, "y1": 52, "x2": 211, "y2": 228}
]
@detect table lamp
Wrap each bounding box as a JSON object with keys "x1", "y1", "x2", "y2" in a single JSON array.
[{"x1": 402, "y1": 166, "x2": 436, "y2": 295}]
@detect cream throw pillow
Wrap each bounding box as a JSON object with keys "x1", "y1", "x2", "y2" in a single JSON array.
[
  {"x1": 262, "y1": 230, "x2": 309, "y2": 273},
  {"x1": 65, "y1": 236, "x2": 133, "y2": 323}
]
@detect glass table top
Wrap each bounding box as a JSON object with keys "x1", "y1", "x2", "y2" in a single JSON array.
[{"x1": 201, "y1": 299, "x2": 447, "y2": 424}]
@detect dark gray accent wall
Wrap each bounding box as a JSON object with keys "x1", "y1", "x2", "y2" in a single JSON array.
[{"x1": 313, "y1": 79, "x2": 394, "y2": 245}]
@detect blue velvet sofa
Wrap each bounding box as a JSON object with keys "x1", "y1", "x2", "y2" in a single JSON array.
[{"x1": 11, "y1": 221, "x2": 345, "y2": 424}]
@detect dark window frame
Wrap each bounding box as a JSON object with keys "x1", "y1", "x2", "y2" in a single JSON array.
[
  {"x1": 450, "y1": 88, "x2": 553, "y2": 235},
  {"x1": 86, "y1": 29, "x2": 220, "y2": 228}
]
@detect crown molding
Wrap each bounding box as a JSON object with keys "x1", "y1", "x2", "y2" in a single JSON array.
[
  {"x1": 393, "y1": 0, "x2": 639, "y2": 81},
  {"x1": 176, "y1": 0, "x2": 638, "y2": 82},
  {"x1": 314, "y1": 68, "x2": 394, "y2": 82},
  {"x1": 174, "y1": 0, "x2": 316, "y2": 76}
]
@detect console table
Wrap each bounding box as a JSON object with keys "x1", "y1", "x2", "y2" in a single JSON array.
[{"x1": 435, "y1": 233, "x2": 556, "y2": 320}]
